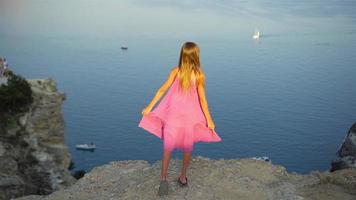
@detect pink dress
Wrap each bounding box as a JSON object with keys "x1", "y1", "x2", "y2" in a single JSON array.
[{"x1": 138, "y1": 75, "x2": 222, "y2": 152}]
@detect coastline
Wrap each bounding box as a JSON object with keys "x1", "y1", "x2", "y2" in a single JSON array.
[{"x1": 0, "y1": 77, "x2": 75, "y2": 200}]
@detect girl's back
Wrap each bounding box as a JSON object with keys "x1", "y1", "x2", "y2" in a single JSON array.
[{"x1": 159, "y1": 69, "x2": 205, "y2": 125}]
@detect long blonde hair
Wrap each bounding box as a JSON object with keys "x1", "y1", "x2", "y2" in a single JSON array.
[{"x1": 177, "y1": 42, "x2": 205, "y2": 93}]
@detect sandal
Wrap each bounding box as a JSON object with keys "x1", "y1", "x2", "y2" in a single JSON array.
[
  {"x1": 177, "y1": 176, "x2": 188, "y2": 187},
  {"x1": 158, "y1": 180, "x2": 169, "y2": 196}
]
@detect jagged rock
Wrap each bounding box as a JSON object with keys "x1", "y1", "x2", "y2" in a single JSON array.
[
  {"x1": 0, "y1": 79, "x2": 75, "y2": 200},
  {"x1": 331, "y1": 122, "x2": 356, "y2": 172},
  {"x1": 15, "y1": 156, "x2": 356, "y2": 200}
]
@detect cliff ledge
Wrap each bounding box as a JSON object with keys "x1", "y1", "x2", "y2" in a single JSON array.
[{"x1": 16, "y1": 156, "x2": 356, "y2": 200}]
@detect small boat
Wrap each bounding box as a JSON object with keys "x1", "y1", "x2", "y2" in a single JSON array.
[
  {"x1": 76, "y1": 143, "x2": 96, "y2": 151},
  {"x1": 253, "y1": 30, "x2": 260, "y2": 39},
  {"x1": 121, "y1": 46, "x2": 128, "y2": 50},
  {"x1": 251, "y1": 156, "x2": 271, "y2": 163}
]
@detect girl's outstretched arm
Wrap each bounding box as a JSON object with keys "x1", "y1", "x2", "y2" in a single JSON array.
[
  {"x1": 142, "y1": 67, "x2": 178, "y2": 114},
  {"x1": 197, "y1": 76, "x2": 215, "y2": 130}
]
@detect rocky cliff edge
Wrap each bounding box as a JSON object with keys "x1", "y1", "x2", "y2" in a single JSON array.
[{"x1": 16, "y1": 156, "x2": 356, "y2": 200}]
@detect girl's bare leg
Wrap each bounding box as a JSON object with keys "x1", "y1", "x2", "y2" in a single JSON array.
[
  {"x1": 160, "y1": 150, "x2": 172, "y2": 181},
  {"x1": 179, "y1": 152, "x2": 191, "y2": 183}
]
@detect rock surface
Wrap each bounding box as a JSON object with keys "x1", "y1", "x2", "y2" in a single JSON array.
[
  {"x1": 16, "y1": 156, "x2": 356, "y2": 200},
  {"x1": 0, "y1": 79, "x2": 75, "y2": 200},
  {"x1": 331, "y1": 122, "x2": 356, "y2": 172}
]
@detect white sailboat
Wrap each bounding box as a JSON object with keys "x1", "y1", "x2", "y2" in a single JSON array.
[{"x1": 253, "y1": 29, "x2": 260, "y2": 39}]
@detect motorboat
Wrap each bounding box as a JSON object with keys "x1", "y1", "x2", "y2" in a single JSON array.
[
  {"x1": 121, "y1": 46, "x2": 128, "y2": 50},
  {"x1": 76, "y1": 143, "x2": 96, "y2": 151},
  {"x1": 251, "y1": 156, "x2": 271, "y2": 163}
]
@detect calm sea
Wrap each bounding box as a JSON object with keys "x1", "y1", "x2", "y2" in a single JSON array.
[{"x1": 1, "y1": 0, "x2": 356, "y2": 174}]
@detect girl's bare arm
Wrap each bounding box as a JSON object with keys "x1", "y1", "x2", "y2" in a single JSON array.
[
  {"x1": 144, "y1": 67, "x2": 178, "y2": 111},
  {"x1": 197, "y1": 79, "x2": 214, "y2": 125}
]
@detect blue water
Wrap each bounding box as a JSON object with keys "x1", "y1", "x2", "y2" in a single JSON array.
[{"x1": 1, "y1": 0, "x2": 356, "y2": 174}]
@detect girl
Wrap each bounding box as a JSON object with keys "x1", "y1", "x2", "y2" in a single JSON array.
[{"x1": 138, "y1": 42, "x2": 222, "y2": 196}]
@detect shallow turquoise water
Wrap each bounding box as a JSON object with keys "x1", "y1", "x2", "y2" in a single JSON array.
[{"x1": 1, "y1": 0, "x2": 356, "y2": 173}]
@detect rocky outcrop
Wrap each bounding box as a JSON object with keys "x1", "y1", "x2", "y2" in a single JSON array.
[
  {"x1": 16, "y1": 156, "x2": 356, "y2": 200},
  {"x1": 331, "y1": 122, "x2": 356, "y2": 172},
  {"x1": 0, "y1": 79, "x2": 75, "y2": 200}
]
